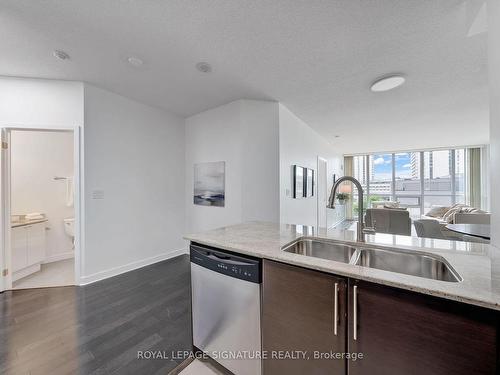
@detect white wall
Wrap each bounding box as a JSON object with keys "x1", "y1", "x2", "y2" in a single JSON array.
[
  {"x1": 0, "y1": 77, "x2": 84, "y2": 127},
  {"x1": 83, "y1": 84, "x2": 186, "y2": 281},
  {"x1": 11, "y1": 130, "x2": 74, "y2": 261},
  {"x1": 185, "y1": 100, "x2": 280, "y2": 233},
  {"x1": 0, "y1": 76, "x2": 83, "y2": 288},
  {"x1": 279, "y1": 104, "x2": 342, "y2": 226},
  {"x1": 240, "y1": 100, "x2": 280, "y2": 222},
  {"x1": 1, "y1": 77, "x2": 188, "y2": 284},
  {"x1": 488, "y1": 0, "x2": 500, "y2": 247}
]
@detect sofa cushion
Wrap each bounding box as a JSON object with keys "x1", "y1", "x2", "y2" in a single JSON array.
[
  {"x1": 442, "y1": 205, "x2": 465, "y2": 223},
  {"x1": 383, "y1": 201, "x2": 400, "y2": 209},
  {"x1": 459, "y1": 206, "x2": 485, "y2": 214},
  {"x1": 383, "y1": 205, "x2": 407, "y2": 210},
  {"x1": 425, "y1": 206, "x2": 450, "y2": 218}
]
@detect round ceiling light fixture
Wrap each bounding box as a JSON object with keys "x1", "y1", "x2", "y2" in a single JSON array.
[
  {"x1": 53, "y1": 50, "x2": 70, "y2": 61},
  {"x1": 127, "y1": 56, "x2": 144, "y2": 67},
  {"x1": 370, "y1": 74, "x2": 405, "y2": 92},
  {"x1": 196, "y1": 62, "x2": 212, "y2": 73}
]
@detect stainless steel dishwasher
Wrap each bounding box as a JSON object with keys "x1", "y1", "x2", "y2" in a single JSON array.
[{"x1": 190, "y1": 243, "x2": 262, "y2": 375}]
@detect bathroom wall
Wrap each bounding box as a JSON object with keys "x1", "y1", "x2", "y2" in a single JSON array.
[
  {"x1": 185, "y1": 100, "x2": 280, "y2": 233},
  {"x1": 279, "y1": 104, "x2": 343, "y2": 227},
  {"x1": 11, "y1": 130, "x2": 75, "y2": 262}
]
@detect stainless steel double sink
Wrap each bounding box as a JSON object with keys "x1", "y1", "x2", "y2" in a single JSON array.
[{"x1": 282, "y1": 237, "x2": 462, "y2": 282}]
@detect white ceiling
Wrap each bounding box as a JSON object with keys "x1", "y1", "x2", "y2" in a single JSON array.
[{"x1": 0, "y1": 0, "x2": 489, "y2": 153}]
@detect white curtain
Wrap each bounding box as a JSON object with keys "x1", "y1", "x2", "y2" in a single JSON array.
[
  {"x1": 467, "y1": 148, "x2": 482, "y2": 208},
  {"x1": 343, "y1": 156, "x2": 354, "y2": 219}
]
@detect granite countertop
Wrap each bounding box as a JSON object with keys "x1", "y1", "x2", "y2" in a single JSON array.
[
  {"x1": 184, "y1": 221, "x2": 500, "y2": 311},
  {"x1": 12, "y1": 218, "x2": 48, "y2": 228}
]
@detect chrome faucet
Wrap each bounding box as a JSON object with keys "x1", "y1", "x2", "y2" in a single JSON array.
[{"x1": 328, "y1": 176, "x2": 370, "y2": 242}]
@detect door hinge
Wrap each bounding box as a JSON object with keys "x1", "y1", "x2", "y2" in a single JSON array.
[
  {"x1": 2, "y1": 269, "x2": 8, "y2": 277},
  {"x1": 1, "y1": 141, "x2": 7, "y2": 149}
]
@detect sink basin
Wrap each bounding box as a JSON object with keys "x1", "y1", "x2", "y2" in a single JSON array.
[
  {"x1": 282, "y1": 238, "x2": 462, "y2": 282},
  {"x1": 283, "y1": 238, "x2": 357, "y2": 263},
  {"x1": 354, "y1": 248, "x2": 462, "y2": 282}
]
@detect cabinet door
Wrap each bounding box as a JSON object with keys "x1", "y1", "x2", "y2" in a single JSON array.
[
  {"x1": 262, "y1": 260, "x2": 347, "y2": 375},
  {"x1": 11, "y1": 227, "x2": 28, "y2": 272},
  {"x1": 348, "y1": 279, "x2": 498, "y2": 375},
  {"x1": 27, "y1": 223, "x2": 46, "y2": 265}
]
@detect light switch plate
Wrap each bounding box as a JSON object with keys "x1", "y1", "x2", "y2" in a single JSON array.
[{"x1": 91, "y1": 190, "x2": 105, "y2": 199}]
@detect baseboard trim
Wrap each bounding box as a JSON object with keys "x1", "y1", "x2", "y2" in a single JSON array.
[
  {"x1": 79, "y1": 247, "x2": 188, "y2": 285},
  {"x1": 13, "y1": 263, "x2": 41, "y2": 282},
  {"x1": 44, "y1": 252, "x2": 75, "y2": 264}
]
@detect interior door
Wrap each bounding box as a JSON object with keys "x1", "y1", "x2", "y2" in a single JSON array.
[
  {"x1": 0, "y1": 128, "x2": 11, "y2": 292},
  {"x1": 317, "y1": 157, "x2": 328, "y2": 228}
]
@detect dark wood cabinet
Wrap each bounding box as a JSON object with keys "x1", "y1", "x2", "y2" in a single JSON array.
[
  {"x1": 348, "y1": 279, "x2": 499, "y2": 375},
  {"x1": 262, "y1": 260, "x2": 347, "y2": 375},
  {"x1": 262, "y1": 260, "x2": 499, "y2": 375}
]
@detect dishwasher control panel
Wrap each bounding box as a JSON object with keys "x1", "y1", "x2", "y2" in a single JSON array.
[{"x1": 190, "y1": 243, "x2": 261, "y2": 283}]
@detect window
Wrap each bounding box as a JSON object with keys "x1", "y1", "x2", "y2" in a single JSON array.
[
  {"x1": 369, "y1": 154, "x2": 392, "y2": 198},
  {"x1": 350, "y1": 148, "x2": 475, "y2": 220},
  {"x1": 423, "y1": 150, "x2": 454, "y2": 211},
  {"x1": 455, "y1": 149, "x2": 465, "y2": 204},
  {"x1": 395, "y1": 152, "x2": 420, "y2": 195}
]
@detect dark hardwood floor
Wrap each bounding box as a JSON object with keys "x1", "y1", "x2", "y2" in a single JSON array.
[{"x1": 0, "y1": 255, "x2": 192, "y2": 375}]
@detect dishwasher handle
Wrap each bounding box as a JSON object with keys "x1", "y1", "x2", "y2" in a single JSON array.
[{"x1": 205, "y1": 251, "x2": 255, "y2": 266}]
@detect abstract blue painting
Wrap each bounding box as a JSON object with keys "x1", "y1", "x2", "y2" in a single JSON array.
[{"x1": 193, "y1": 161, "x2": 225, "y2": 207}]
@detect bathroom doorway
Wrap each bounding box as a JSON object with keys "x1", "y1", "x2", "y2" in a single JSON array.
[{"x1": 1, "y1": 128, "x2": 80, "y2": 290}]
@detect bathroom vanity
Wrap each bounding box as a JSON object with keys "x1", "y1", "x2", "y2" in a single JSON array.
[
  {"x1": 11, "y1": 219, "x2": 48, "y2": 281},
  {"x1": 185, "y1": 222, "x2": 500, "y2": 375}
]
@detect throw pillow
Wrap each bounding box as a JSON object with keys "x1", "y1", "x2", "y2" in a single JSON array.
[
  {"x1": 383, "y1": 202, "x2": 400, "y2": 209},
  {"x1": 425, "y1": 206, "x2": 449, "y2": 218},
  {"x1": 442, "y1": 206, "x2": 464, "y2": 223}
]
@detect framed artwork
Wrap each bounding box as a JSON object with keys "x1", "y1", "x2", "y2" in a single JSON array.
[
  {"x1": 306, "y1": 168, "x2": 314, "y2": 197},
  {"x1": 293, "y1": 165, "x2": 305, "y2": 198},
  {"x1": 193, "y1": 161, "x2": 225, "y2": 207}
]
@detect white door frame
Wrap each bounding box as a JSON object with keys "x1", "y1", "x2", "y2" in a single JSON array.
[
  {"x1": 317, "y1": 156, "x2": 328, "y2": 228},
  {"x1": 0, "y1": 126, "x2": 83, "y2": 290},
  {"x1": 0, "y1": 128, "x2": 10, "y2": 292}
]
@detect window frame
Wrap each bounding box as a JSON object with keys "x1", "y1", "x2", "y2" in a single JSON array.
[{"x1": 352, "y1": 148, "x2": 467, "y2": 218}]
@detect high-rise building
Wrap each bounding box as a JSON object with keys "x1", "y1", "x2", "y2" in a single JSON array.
[{"x1": 410, "y1": 152, "x2": 420, "y2": 179}]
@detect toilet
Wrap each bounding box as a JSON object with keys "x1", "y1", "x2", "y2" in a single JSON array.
[
  {"x1": 64, "y1": 217, "x2": 75, "y2": 237},
  {"x1": 64, "y1": 218, "x2": 75, "y2": 249}
]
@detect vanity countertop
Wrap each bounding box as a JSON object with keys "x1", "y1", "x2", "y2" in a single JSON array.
[
  {"x1": 184, "y1": 221, "x2": 500, "y2": 311},
  {"x1": 12, "y1": 218, "x2": 48, "y2": 228}
]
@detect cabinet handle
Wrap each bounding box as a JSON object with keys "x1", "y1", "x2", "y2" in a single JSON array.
[
  {"x1": 353, "y1": 285, "x2": 358, "y2": 341},
  {"x1": 333, "y1": 282, "x2": 338, "y2": 336}
]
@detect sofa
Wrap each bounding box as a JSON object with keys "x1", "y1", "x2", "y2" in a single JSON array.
[
  {"x1": 421, "y1": 204, "x2": 490, "y2": 225},
  {"x1": 419, "y1": 204, "x2": 490, "y2": 241},
  {"x1": 365, "y1": 208, "x2": 412, "y2": 236}
]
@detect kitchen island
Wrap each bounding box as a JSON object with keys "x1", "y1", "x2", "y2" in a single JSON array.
[{"x1": 185, "y1": 221, "x2": 500, "y2": 375}]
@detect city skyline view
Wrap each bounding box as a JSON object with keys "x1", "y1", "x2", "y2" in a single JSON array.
[
  {"x1": 351, "y1": 148, "x2": 468, "y2": 218},
  {"x1": 370, "y1": 151, "x2": 457, "y2": 182}
]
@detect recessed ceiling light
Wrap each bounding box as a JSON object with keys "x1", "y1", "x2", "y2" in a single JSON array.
[
  {"x1": 370, "y1": 75, "x2": 405, "y2": 92},
  {"x1": 127, "y1": 56, "x2": 144, "y2": 67},
  {"x1": 53, "y1": 50, "x2": 70, "y2": 61},
  {"x1": 196, "y1": 62, "x2": 212, "y2": 73}
]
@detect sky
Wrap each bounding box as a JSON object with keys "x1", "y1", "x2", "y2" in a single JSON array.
[{"x1": 372, "y1": 153, "x2": 412, "y2": 180}]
